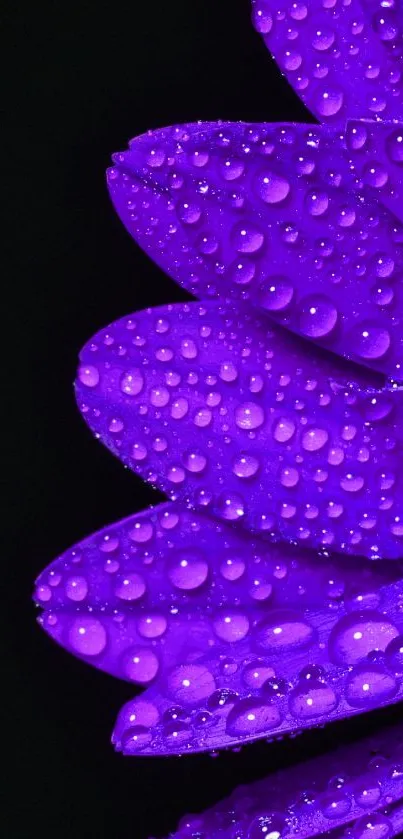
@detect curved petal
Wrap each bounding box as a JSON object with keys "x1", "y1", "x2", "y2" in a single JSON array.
[
  {"x1": 169, "y1": 721, "x2": 403, "y2": 838},
  {"x1": 75, "y1": 302, "x2": 403, "y2": 559},
  {"x1": 251, "y1": 0, "x2": 403, "y2": 125},
  {"x1": 107, "y1": 121, "x2": 403, "y2": 377},
  {"x1": 34, "y1": 502, "x2": 403, "y2": 756}
]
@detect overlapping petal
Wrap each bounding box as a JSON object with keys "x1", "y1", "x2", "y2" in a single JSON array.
[
  {"x1": 75, "y1": 302, "x2": 403, "y2": 559},
  {"x1": 34, "y1": 502, "x2": 403, "y2": 757},
  {"x1": 107, "y1": 121, "x2": 403, "y2": 376},
  {"x1": 169, "y1": 721, "x2": 403, "y2": 837},
  {"x1": 251, "y1": 0, "x2": 403, "y2": 125}
]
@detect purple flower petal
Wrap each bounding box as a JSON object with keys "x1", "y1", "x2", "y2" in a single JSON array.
[
  {"x1": 170, "y1": 721, "x2": 403, "y2": 837},
  {"x1": 34, "y1": 502, "x2": 403, "y2": 756},
  {"x1": 107, "y1": 121, "x2": 403, "y2": 376},
  {"x1": 251, "y1": 0, "x2": 403, "y2": 125},
  {"x1": 76, "y1": 302, "x2": 403, "y2": 559}
]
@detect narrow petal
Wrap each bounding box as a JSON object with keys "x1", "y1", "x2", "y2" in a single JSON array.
[
  {"x1": 169, "y1": 721, "x2": 403, "y2": 838},
  {"x1": 76, "y1": 302, "x2": 403, "y2": 559},
  {"x1": 107, "y1": 121, "x2": 403, "y2": 376},
  {"x1": 34, "y1": 502, "x2": 403, "y2": 756},
  {"x1": 251, "y1": 0, "x2": 403, "y2": 124}
]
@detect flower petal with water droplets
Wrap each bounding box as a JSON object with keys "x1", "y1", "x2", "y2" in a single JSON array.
[
  {"x1": 251, "y1": 0, "x2": 403, "y2": 125},
  {"x1": 107, "y1": 121, "x2": 403, "y2": 377},
  {"x1": 76, "y1": 302, "x2": 403, "y2": 559},
  {"x1": 169, "y1": 720, "x2": 403, "y2": 837},
  {"x1": 34, "y1": 502, "x2": 403, "y2": 756}
]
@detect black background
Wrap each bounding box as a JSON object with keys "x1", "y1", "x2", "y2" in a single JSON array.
[{"x1": 5, "y1": 1, "x2": 401, "y2": 836}]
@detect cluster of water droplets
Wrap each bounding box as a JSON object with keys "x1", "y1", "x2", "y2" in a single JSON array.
[
  {"x1": 75, "y1": 303, "x2": 403, "y2": 559},
  {"x1": 108, "y1": 120, "x2": 403, "y2": 377},
  {"x1": 251, "y1": 0, "x2": 403, "y2": 124},
  {"x1": 34, "y1": 500, "x2": 403, "y2": 758},
  {"x1": 170, "y1": 723, "x2": 403, "y2": 838}
]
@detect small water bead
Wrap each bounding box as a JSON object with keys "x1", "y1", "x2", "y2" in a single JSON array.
[
  {"x1": 301, "y1": 427, "x2": 329, "y2": 452},
  {"x1": 242, "y1": 661, "x2": 276, "y2": 689},
  {"x1": 328, "y1": 447, "x2": 344, "y2": 466},
  {"x1": 231, "y1": 222, "x2": 265, "y2": 254},
  {"x1": 305, "y1": 190, "x2": 329, "y2": 216},
  {"x1": 68, "y1": 618, "x2": 107, "y2": 657},
  {"x1": 315, "y1": 88, "x2": 345, "y2": 117},
  {"x1": 258, "y1": 277, "x2": 294, "y2": 311},
  {"x1": 178, "y1": 201, "x2": 202, "y2": 225},
  {"x1": 65, "y1": 576, "x2": 88, "y2": 602},
  {"x1": 273, "y1": 417, "x2": 295, "y2": 443},
  {"x1": 137, "y1": 614, "x2": 167, "y2": 639},
  {"x1": 299, "y1": 296, "x2": 338, "y2": 338},
  {"x1": 254, "y1": 610, "x2": 315, "y2": 652},
  {"x1": 355, "y1": 782, "x2": 381, "y2": 808},
  {"x1": 220, "y1": 361, "x2": 239, "y2": 382},
  {"x1": 321, "y1": 791, "x2": 352, "y2": 819},
  {"x1": 255, "y1": 170, "x2": 291, "y2": 204},
  {"x1": 121, "y1": 726, "x2": 152, "y2": 754},
  {"x1": 346, "y1": 663, "x2": 397, "y2": 707},
  {"x1": 194, "y1": 710, "x2": 215, "y2": 728},
  {"x1": 340, "y1": 474, "x2": 365, "y2": 493},
  {"x1": 386, "y1": 128, "x2": 403, "y2": 164},
  {"x1": 129, "y1": 520, "x2": 153, "y2": 543},
  {"x1": 122, "y1": 647, "x2": 160, "y2": 684},
  {"x1": 351, "y1": 814, "x2": 393, "y2": 839},
  {"x1": 78, "y1": 365, "x2": 100, "y2": 388},
  {"x1": 114, "y1": 572, "x2": 146, "y2": 601},
  {"x1": 163, "y1": 720, "x2": 193, "y2": 748},
  {"x1": 233, "y1": 454, "x2": 260, "y2": 478},
  {"x1": 183, "y1": 451, "x2": 207, "y2": 473},
  {"x1": 217, "y1": 493, "x2": 245, "y2": 521},
  {"x1": 167, "y1": 664, "x2": 216, "y2": 706},
  {"x1": 120, "y1": 368, "x2": 144, "y2": 396},
  {"x1": 220, "y1": 556, "x2": 246, "y2": 581},
  {"x1": 261, "y1": 678, "x2": 290, "y2": 700},
  {"x1": 329, "y1": 611, "x2": 399, "y2": 666},
  {"x1": 235, "y1": 402, "x2": 265, "y2": 430},
  {"x1": 280, "y1": 467, "x2": 299, "y2": 487},
  {"x1": 171, "y1": 397, "x2": 189, "y2": 419},
  {"x1": 180, "y1": 338, "x2": 198, "y2": 360},
  {"x1": 132, "y1": 442, "x2": 148, "y2": 461},
  {"x1": 385, "y1": 635, "x2": 403, "y2": 674},
  {"x1": 220, "y1": 158, "x2": 245, "y2": 181},
  {"x1": 289, "y1": 679, "x2": 338, "y2": 719},
  {"x1": 230, "y1": 259, "x2": 256, "y2": 286},
  {"x1": 168, "y1": 549, "x2": 209, "y2": 591},
  {"x1": 162, "y1": 706, "x2": 188, "y2": 725},
  {"x1": 213, "y1": 612, "x2": 250, "y2": 642},
  {"x1": 351, "y1": 324, "x2": 391, "y2": 360},
  {"x1": 226, "y1": 697, "x2": 281, "y2": 737},
  {"x1": 372, "y1": 284, "x2": 394, "y2": 306},
  {"x1": 109, "y1": 417, "x2": 124, "y2": 433},
  {"x1": 194, "y1": 407, "x2": 212, "y2": 427},
  {"x1": 116, "y1": 698, "x2": 160, "y2": 732},
  {"x1": 150, "y1": 386, "x2": 170, "y2": 407},
  {"x1": 247, "y1": 812, "x2": 285, "y2": 839},
  {"x1": 207, "y1": 689, "x2": 239, "y2": 711}
]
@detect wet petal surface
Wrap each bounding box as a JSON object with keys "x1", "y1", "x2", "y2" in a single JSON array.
[
  {"x1": 251, "y1": 0, "x2": 403, "y2": 125},
  {"x1": 34, "y1": 503, "x2": 403, "y2": 755},
  {"x1": 76, "y1": 302, "x2": 403, "y2": 559},
  {"x1": 169, "y1": 721, "x2": 403, "y2": 837},
  {"x1": 108, "y1": 121, "x2": 403, "y2": 376}
]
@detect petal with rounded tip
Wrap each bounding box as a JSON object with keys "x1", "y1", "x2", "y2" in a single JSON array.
[
  {"x1": 107, "y1": 121, "x2": 403, "y2": 377},
  {"x1": 76, "y1": 302, "x2": 403, "y2": 559},
  {"x1": 34, "y1": 502, "x2": 403, "y2": 756}
]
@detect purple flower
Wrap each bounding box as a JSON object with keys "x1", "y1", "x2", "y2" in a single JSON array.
[{"x1": 34, "y1": 1, "x2": 403, "y2": 835}]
